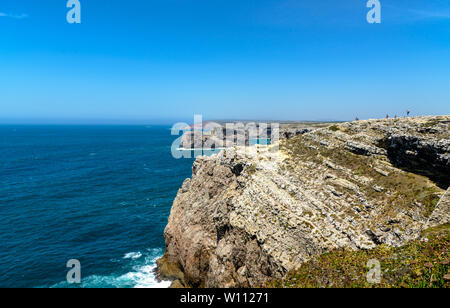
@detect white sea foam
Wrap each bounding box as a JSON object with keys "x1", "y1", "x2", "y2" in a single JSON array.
[
  {"x1": 121, "y1": 264, "x2": 171, "y2": 288},
  {"x1": 117, "y1": 250, "x2": 171, "y2": 288},
  {"x1": 123, "y1": 251, "x2": 142, "y2": 260},
  {"x1": 49, "y1": 249, "x2": 170, "y2": 288}
]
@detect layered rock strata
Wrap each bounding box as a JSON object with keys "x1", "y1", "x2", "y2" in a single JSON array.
[{"x1": 158, "y1": 116, "x2": 450, "y2": 288}]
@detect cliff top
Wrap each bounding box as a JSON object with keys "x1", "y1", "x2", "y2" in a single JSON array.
[{"x1": 160, "y1": 115, "x2": 449, "y2": 288}]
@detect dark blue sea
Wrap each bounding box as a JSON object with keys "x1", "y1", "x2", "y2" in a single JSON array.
[{"x1": 0, "y1": 125, "x2": 195, "y2": 288}]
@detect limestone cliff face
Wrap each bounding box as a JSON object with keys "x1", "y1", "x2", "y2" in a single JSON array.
[{"x1": 158, "y1": 116, "x2": 450, "y2": 288}]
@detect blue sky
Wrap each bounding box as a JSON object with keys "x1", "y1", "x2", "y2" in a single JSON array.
[{"x1": 1, "y1": 0, "x2": 449, "y2": 124}]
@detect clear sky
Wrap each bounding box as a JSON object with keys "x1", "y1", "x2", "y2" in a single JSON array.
[{"x1": 1, "y1": 0, "x2": 449, "y2": 124}]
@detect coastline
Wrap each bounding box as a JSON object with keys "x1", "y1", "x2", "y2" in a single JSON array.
[{"x1": 158, "y1": 115, "x2": 450, "y2": 288}]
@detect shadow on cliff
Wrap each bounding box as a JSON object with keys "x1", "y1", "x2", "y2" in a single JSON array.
[{"x1": 378, "y1": 136, "x2": 450, "y2": 190}]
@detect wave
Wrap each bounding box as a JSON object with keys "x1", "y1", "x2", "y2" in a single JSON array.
[
  {"x1": 49, "y1": 248, "x2": 170, "y2": 288},
  {"x1": 123, "y1": 251, "x2": 142, "y2": 260}
]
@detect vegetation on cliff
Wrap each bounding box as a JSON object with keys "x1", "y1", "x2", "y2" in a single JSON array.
[
  {"x1": 282, "y1": 133, "x2": 443, "y2": 220},
  {"x1": 159, "y1": 116, "x2": 449, "y2": 288},
  {"x1": 268, "y1": 223, "x2": 450, "y2": 288}
]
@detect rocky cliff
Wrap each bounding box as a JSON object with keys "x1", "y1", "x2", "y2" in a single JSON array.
[
  {"x1": 158, "y1": 116, "x2": 450, "y2": 288},
  {"x1": 178, "y1": 122, "x2": 322, "y2": 149}
]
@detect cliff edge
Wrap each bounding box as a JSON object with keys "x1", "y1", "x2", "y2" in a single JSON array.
[{"x1": 158, "y1": 116, "x2": 450, "y2": 288}]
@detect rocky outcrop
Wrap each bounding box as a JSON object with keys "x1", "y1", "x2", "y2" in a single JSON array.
[
  {"x1": 158, "y1": 116, "x2": 450, "y2": 288},
  {"x1": 280, "y1": 128, "x2": 312, "y2": 139},
  {"x1": 345, "y1": 141, "x2": 386, "y2": 156},
  {"x1": 179, "y1": 124, "x2": 275, "y2": 149},
  {"x1": 178, "y1": 123, "x2": 319, "y2": 149},
  {"x1": 425, "y1": 188, "x2": 450, "y2": 229}
]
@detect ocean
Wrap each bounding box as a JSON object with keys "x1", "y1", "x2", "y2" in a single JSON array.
[{"x1": 0, "y1": 125, "x2": 194, "y2": 288}]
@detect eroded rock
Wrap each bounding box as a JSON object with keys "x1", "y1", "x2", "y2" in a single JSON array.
[{"x1": 158, "y1": 116, "x2": 450, "y2": 288}]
